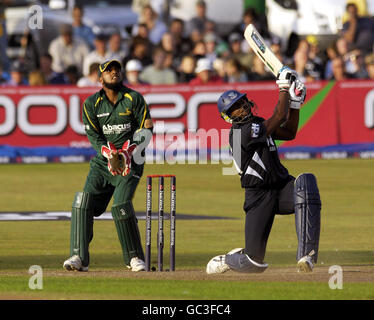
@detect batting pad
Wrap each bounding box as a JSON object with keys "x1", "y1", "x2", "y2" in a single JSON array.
[{"x1": 294, "y1": 173, "x2": 321, "y2": 263}]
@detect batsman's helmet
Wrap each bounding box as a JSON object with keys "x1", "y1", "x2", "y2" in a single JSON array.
[{"x1": 217, "y1": 90, "x2": 254, "y2": 124}]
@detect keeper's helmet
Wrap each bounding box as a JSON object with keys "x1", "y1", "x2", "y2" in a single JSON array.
[{"x1": 217, "y1": 90, "x2": 254, "y2": 124}]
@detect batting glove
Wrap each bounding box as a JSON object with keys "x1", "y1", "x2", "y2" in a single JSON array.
[
  {"x1": 276, "y1": 66, "x2": 298, "y2": 91},
  {"x1": 289, "y1": 80, "x2": 307, "y2": 109}
]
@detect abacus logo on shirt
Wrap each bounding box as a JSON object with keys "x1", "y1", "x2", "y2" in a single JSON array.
[{"x1": 102, "y1": 123, "x2": 131, "y2": 135}]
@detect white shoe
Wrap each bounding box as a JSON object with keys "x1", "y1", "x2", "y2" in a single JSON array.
[
  {"x1": 206, "y1": 255, "x2": 230, "y2": 274},
  {"x1": 297, "y1": 251, "x2": 315, "y2": 273},
  {"x1": 130, "y1": 257, "x2": 146, "y2": 272},
  {"x1": 63, "y1": 255, "x2": 88, "y2": 272}
]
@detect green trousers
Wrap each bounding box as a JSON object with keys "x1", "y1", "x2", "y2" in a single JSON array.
[{"x1": 70, "y1": 157, "x2": 144, "y2": 266}]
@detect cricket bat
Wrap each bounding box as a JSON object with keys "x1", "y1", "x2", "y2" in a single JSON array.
[
  {"x1": 244, "y1": 23, "x2": 299, "y2": 93},
  {"x1": 244, "y1": 24, "x2": 284, "y2": 77}
]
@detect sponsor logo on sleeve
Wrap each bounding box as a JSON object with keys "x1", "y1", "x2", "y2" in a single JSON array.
[{"x1": 251, "y1": 123, "x2": 260, "y2": 138}]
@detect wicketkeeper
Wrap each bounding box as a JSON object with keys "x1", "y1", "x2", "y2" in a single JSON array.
[
  {"x1": 63, "y1": 60, "x2": 153, "y2": 272},
  {"x1": 207, "y1": 67, "x2": 321, "y2": 274}
]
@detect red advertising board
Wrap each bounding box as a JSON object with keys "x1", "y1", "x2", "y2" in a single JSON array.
[
  {"x1": 335, "y1": 81, "x2": 374, "y2": 145},
  {"x1": 0, "y1": 82, "x2": 323, "y2": 147},
  {"x1": 0, "y1": 80, "x2": 374, "y2": 152}
]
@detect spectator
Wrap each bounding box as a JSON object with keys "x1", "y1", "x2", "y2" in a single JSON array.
[
  {"x1": 187, "y1": 0, "x2": 214, "y2": 35},
  {"x1": 0, "y1": 65, "x2": 10, "y2": 84},
  {"x1": 224, "y1": 58, "x2": 248, "y2": 83},
  {"x1": 204, "y1": 20, "x2": 217, "y2": 36},
  {"x1": 124, "y1": 59, "x2": 148, "y2": 86},
  {"x1": 72, "y1": 5, "x2": 95, "y2": 49},
  {"x1": 250, "y1": 55, "x2": 272, "y2": 81},
  {"x1": 215, "y1": 41, "x2": 230, "y2": 60},
  {"x1": 83, "y1": 34, "x2": 112, "y2": 76},
  {"x1": 48, "y1": 24, "x2": 89, "y2": 74},
  {"x1": 228, "y1": 32, "x2": 253, "y2": 73},
  {"x1": 139, "y1": 46, "x2": 177, "y2": 84},
  {"x1": 235, "y1": 7, "x2": 270, "y2": 53},
  {"x1": 28, "y1": 70, "x2": 46, "y2": 86},
  {"x1": 331, "y1": 57, "x2": 350, "y2": 81},
  {"x1": 169, "y1": 18, "x2": 193, "y2": 57},
  {"x1": 6, "y1": 60, "x2": 28, "y2": 86},
  {"x1": 160, "y1": 32, "x2": 179, "y2": 69},
  {"x1": 305, "y1": 35, "x2": 324, "y2": 79},
  {"x1": 177, "y1": 55, "x2": 196, "y2": 83},
  {"x1": 77, "y1": 63, "x2": 101, "y2": 87},
  {"x1": 190, "y1": 28, "x2": 204, "y2": 46},
  {"x1": 132, "y1": 4, "x2": 167, "y2": 45},
  {"x1": 347, "y1": 49, "x2": 368, "y2": 79},
  {"x1": 233, "y1": 7, "x2": 268, "y2": 36},
  {"x1": 292, "y1": 39, "x2": 322, "y2": 81},
  {"x1": 107, "y1": 31, "x2": 128, "y2": 63},
  {"x1": 0, "y1": 1, "x2": 11, "y2": 73},
  {"x1": 64, "y1": 65, "x2": 81, "y2": 85},
  {"x1": 204, "y1": 32, "x2": 218, "y2": 64},
  {"x1": 189, "y1": 57, "x2": 223, "y2": 85},
  {"x1": 192, "y1": 40, "x2": 206, "y2": 60},
  {"x1": 270, "y1": 40, "x2": 284, "y2": 64},
  {"x1": 123, "y1": 39, "x2": 153, "y2": 69},
  {"x1": 213, "y1": 58, "x2": 226, "y2": 79},
  {"x1": 324, "y1": 44, "x2": 339, "y2": 79},
  {"x1": 136, "y1": 23, "x2": 150, "y2": 40},
  {"x1": 365, "y1": 53, "x2": 374, "y2": 80},
  {"x1": 19, "y1": 31, "x2": 40, "y2": 72},
  {"x1": 335, "y1": 37, "x2": 356, "y2": 73},
  {"x1": 132, "y1": 0, "x2": 168, "y2": 20},
  {"x1": 342, "y1": 2, "x2": 374, "y2": 53},
  {"x1": 39, "y1": 53, "x2": 66, "y2": 84}
]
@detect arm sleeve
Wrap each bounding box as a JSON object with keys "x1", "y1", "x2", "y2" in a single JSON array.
[{"x1": 82, "y1": 99, "x2": 107, "y2": 155}]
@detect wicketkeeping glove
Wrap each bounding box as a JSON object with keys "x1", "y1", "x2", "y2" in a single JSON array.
[
  {"x1": 289, "y1": 80, "x2": 307, "y2": 109},
  {"x1": 101, "y1": 142, "x2": 124, "y2": 176},
  {"x1": 101, "y1": 141, "x2": 137, "y2": 176},
  {"x1": 118, "y1": 140, "x2": 137, "y2": 176}
]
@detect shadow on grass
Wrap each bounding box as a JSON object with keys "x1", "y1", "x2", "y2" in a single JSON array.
[{"x1": 0, "y1": 250, "x2": 373, "y2": 271}]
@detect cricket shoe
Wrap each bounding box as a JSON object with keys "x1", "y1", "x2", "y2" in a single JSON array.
[
  {"x1": 63, "y1": 255, "x2": 89, "y2": 272},
  {"x1": 227, "y1": 248, "x2": 244, "y2": 255},
  {"x1": 129, "y1": 257, "x2": 146, "y2": 272},
  {"x1": 297, "y1": 250, "x2": 315, "y2": 273}
]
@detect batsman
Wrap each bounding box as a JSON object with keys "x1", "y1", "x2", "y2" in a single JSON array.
[
  {"x1": 207, "y1": 67, "x2": 321, "y2": 274},
  {"x1": 63, "y1": 60, "x2": 153, "y2": 272}
]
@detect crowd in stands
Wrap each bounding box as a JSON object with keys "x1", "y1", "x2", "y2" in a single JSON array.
[{"x1": 1, "y1": 0, "x2": 374, "y2": 87}]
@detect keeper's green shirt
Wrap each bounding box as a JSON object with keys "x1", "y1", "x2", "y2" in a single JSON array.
[{"x1": 82, "y1": 86, "x2": 151, "y2": 161}]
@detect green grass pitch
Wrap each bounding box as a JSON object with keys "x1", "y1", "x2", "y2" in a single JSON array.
[{"x1": 0, "y1": 159, "x2": 373, "y2": 300}]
